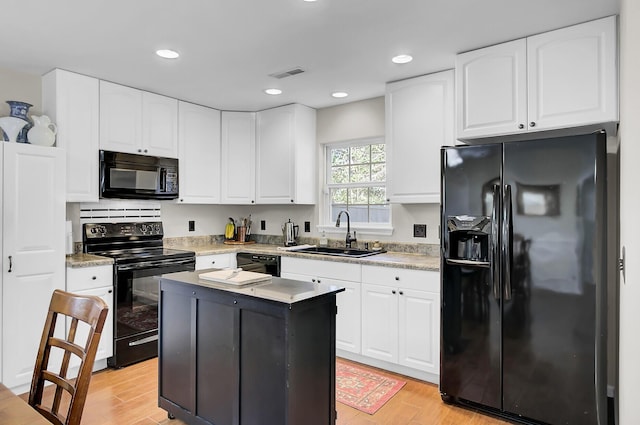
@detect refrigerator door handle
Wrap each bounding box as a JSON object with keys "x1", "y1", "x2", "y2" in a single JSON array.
[
  {"x1": 503, "y1": 184, "x2": 512, "y2": 301},
  {"x1": 491, "y1": 184, "x2": 501, "y2": 300}
]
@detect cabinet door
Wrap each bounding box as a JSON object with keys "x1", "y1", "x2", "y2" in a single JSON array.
[
  {"x1": 527, "y1": 16, "x2": 618, "y2": 131},
  {"x1": 398, "y1": 288, "x2": 439, "y2": 374},
  {"x1": 361, "y1": 283, "x2": 398, "y2": 363},
  {"x1": 142, "y1": 92, "x2": 178, "y2": 157},
  {"x1": 178, "y1": 102, "x2": 221, "y2": 204},
  {"x1": 220, "y1": 111, "x2": 256, "y2": 204},
  {"x1": 256, "y1": 106, "x2": 294, "y2": 204},
  {"x1": 456, "y1": 39, "x2": 528, "y2": 139},
  {"x1": 99, "y1": 81, "x2": 142, "y2": 154},
  {"x1": 2, "y1": 144, "x2": 66, "y2": 389},
  {"x1": 386, "y1": 70, "x2": 454, "y2": 203},
  {"x1": 42, "y1": 69, "x2": 100, "y2": 202},
  {"x1": 329, "y1": 278, "x2": 361, "y2": 354},
  {"x1": 66, "y1": 285, "x2": 114, "y2": 369}
]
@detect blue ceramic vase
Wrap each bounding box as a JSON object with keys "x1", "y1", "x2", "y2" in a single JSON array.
[{"x1": 6, "y1": 100, "x2": 33, "y2": 143}]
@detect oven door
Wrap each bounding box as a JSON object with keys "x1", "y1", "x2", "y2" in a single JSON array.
[{"x1": 110, "y1": 258, "x2": 194, "y2": 368}]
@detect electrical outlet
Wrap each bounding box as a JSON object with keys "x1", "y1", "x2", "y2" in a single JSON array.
[
  {"x1": 304, "y1": 221, "x2": 311, "y2": 232},
  {"x1": 188, "y1": 220, "x2": 195, "y2": 232},
  {"x1": 260, "y1": 220, "x2": 266, "y2": 231},
  {"x1": 413, "y1": 224, "x2": 427, "y2": 238}
]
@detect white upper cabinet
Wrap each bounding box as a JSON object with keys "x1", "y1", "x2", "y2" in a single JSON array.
[
  {"x1": 177, "y1": 101, "x2": 221, "y2": 204},
  {"x1": 142, "y1": 92, "x2": 179, "y2": 158},
  {"x1": 385, "y1": 70, "x2": 454, "y2": 203},
  {"x1": 220, "y1": 111, "x2": 256, "y2": 204},
  {"x1": 99, "y1": 81, "x2": 178, "y2": 157},
  {"x1": 255, "y1": 104, "x2": 316, "y2": 204},
  {"x1": 456, "y1": 16, "x2": 618, "y2": 140},
  {"x1": 42, "y1": 69, "x2": 100, "y2": 202}
]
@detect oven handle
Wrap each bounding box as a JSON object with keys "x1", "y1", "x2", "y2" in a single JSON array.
[
  {"x1": 116, "y1": 258, "x2": 195, "y2": 271},
  {"x1": 128, "y1": 334, "x2": 159, "y2": 347}
]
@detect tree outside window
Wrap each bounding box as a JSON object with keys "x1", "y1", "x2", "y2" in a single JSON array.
[{"x1": 327, "y1": 140, "x2": 390, "y2": 224}]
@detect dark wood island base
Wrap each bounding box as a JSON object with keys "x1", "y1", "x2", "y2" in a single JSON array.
[{"x1": 158, "y1": 270, "x2": 344, "y2": 425}]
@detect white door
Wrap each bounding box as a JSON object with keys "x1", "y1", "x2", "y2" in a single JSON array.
[
  {"x1": 325, "y1": 278, "x2": 361, "y2": 354},
  {"x1": 527, "y1": 16, "x2": 618, "y2": 131},
  {"x1": 361, "y1": 283, "x2": 398, "y2": 363},
  {"x1": 398, "y1": 288, "x2": 439, "y2": 374},
  {"x1": 2, "y1": 144, "x2": 65, "y2": 390},
  {"x1": 255, "y1": 106, "x2": 294, "y2": 204},
  {"x1": 99, "y1": 81, "x2": 142, "y2": 154},
  {"x1": 42, "y1": 69, "x2": 100, "y2": 202},
  {"x1": 386, "y1": 70, "x2": 454, "y2": 203},
  {"x1": 456, "y1": 38, "x2": 528, "y2": 139},
  {"x1": 177, "y1": 102, "x2": 221, "y2": 204},
  {"x1": 142, "y1": 92, "x2": 178, "y2": 157},
  {"x1": 220, "y1": 111, "x2": 256, "y2": 204},
  {"x1": 66, "y1": 286, "x2": 114, "y2": 373}
]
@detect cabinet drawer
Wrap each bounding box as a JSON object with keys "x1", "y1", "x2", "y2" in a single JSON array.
[
  {"x1": 66, "y1": 265, "x2": 113, "y2": 291},
  {"x1": 196, "y1": 253, "x2": 235, "y2": 271},
  {"x1": 281, "y1": 257, "x2": 361, "y2": 281},
  {"x1": 362, "y1": 265, "x2": 439, "y2": 292}
]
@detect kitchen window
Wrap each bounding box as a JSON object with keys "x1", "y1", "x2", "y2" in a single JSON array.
[{"x1": 320, "y1": 138, "x2": 392, "y2": 235}]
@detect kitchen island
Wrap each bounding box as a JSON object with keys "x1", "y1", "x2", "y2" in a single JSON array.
[{"x1": 158, "y1": 270, "x2": 344, "y2": 425}]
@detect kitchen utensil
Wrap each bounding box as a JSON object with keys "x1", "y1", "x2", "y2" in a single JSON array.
[{"x1": 282, "y1": 219, "x2": 299, "y2": 246}]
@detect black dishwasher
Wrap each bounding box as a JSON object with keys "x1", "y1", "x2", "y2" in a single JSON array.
[{"x1": 236, "y1": 252, "x2": 281, "y2": 277}]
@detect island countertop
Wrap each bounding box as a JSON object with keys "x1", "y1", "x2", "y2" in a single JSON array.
[{"x1": 162, "y1": 269, "x2": 345, "y2": 305}]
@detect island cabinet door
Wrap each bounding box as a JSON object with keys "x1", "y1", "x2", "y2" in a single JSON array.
[{"x1": 159, "y1": 283, "x2": 240, "y2": 425}]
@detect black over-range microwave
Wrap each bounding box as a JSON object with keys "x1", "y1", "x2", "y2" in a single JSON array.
[{"x1": 99, "y1": 150, "x2": 179, "y2": 200}]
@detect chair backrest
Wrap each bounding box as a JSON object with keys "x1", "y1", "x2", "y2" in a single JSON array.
[{"x1": 28, "y1": 289, "x2": 109, "y2": 425}]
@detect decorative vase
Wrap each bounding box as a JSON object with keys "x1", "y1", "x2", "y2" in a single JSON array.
[
  {"x1": 27, "y1": 115, "x2": 57, "y2": 147},
  {"x1": 6, "y1": 100, "x2": 33, "y2": 143},
  {"x1": 0, "y1": 116, "x2": 29, "y2": 143}
]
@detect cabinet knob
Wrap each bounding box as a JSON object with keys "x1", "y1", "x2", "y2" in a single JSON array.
[
  {"x1": 518, "y1": 123, "x2": 525, "y2": 129},
  {"x1": 144, "y1": 149, "x2": 148, "y2": 153},
  {"x1": 92, "y1": 276, "x2": 97, "y2": 280},
  {"x1": 251, "y1": 200, "x2": 255, "y2": 204},
  {"x1": 108, "y1": 289, "x2": 113, "y2": 294},
  {"x1": 530, "y1": 122, "x2": 536, "y2": 128},
  {"x1": 317, "y1": 279, "x2": 322, "y2": 283},
  {"x1": 395, "y1": 276, "x2": 399, "y2": 281},
  {"x1": 137, "y1": 149, "x2": 142, "y2": 153},
  {"x1": 290, "y1": 199, "x2": 294, "y2": 203},
  {"x1": 392, "y1": 290, "x2": 396, "y2": 294},
  {"x1": 312, "y1": 278, "x2": 316, "y2": 283},
  {"x1": 192, "y1": 291, "x2": 196, "y2": 295},
  {"x1": 233, "y1": 300, "x2": 238, "y2": 304},
  {"x1": 211, "y1": 260, "x2": 216, "y2": 264},
  {"x1": 180, "y1": 198, "x2": 184, "y2": 202},
  {"x1": 399, "y1": 291, "x2": 404, "y2": 295}
]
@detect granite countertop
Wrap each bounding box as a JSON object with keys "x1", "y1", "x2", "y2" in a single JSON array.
[
  {"x1": 162, "y1": 269, "x2": 345, "y2": 305},
  {"x1": 67, "y1": 242, "x2": 440, "y2": 271}
]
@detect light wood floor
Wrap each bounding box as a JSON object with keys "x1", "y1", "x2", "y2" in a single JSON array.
[{"x1": 21, "y1": 357, "x2": 512, "y2": 425}]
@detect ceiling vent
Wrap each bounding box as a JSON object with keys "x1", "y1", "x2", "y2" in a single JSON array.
[{"x1": 269, "y1": 67, "x2": 305, "y2": 79}]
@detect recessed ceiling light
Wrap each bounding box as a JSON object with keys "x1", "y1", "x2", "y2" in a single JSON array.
[
  {"x1": 303, "y1": 0, "x2": 317, "y2": 2},
  {"x1": 264, "y1": 88, "x2": 283, "y2": 95},
  {"x1": 392, "y1": 54, "x2": 413, "y2": 64},
  {"x1": 156, "y1": 49, "x2": 180, "y2": 59},
  {"x1": 332, "y1": 92, "x2": 348, "y2": 98}
]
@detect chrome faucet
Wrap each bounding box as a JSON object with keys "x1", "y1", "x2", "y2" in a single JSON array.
[{"x1": 336, "y1": 210, "x2": 357, "y2": 248}]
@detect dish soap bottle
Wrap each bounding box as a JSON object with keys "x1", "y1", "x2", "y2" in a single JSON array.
[{"x1": 319, "y1": 231, "x2": 328, "y2": 247}]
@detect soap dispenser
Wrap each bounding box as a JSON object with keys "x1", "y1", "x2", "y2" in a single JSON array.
[{"x1": 319, "y1": 231, "x2": 328, "y2": 247}]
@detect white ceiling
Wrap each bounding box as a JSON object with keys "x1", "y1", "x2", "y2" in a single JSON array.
[{"x1": 0, "y1": 0, "x2": 619, "y2": 112}]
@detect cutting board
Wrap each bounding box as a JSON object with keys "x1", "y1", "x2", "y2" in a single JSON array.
[{"x1": 199, "y1": 269, "x2": 272, "y2": 286}]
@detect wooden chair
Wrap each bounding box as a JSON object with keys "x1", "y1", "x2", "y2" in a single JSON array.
[{"x1": 28, "y1": 289, "x2": 109, "y2": 425}]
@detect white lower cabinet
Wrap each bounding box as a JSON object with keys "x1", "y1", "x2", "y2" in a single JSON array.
[
  {"x1": 361, "y1": 266, "x2": 440, "y2": 376},
  {"x1": 195, "y1": 253, "x2": 236, "y2": 271},
  {"x1": 280, "y1": 257, "x2": 361, "y2": 354},
  {"x1": 66, "y1": 265, "x2": 114, "y2": 374}
]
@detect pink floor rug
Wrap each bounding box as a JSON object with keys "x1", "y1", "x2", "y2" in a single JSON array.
[{"x1": 335, "y1": 359, "x2": 407, "y2": 415}]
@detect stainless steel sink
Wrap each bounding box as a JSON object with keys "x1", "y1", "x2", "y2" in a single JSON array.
[{"x1": 293, "y1": 246, "x2": 386, "y2": 258}]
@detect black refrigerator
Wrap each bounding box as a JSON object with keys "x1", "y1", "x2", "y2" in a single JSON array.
[{"x1": 440, "y1": 132, "x2": 608, "y2": 425}]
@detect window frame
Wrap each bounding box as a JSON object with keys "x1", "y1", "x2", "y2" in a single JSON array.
[{"x1": 318, "y1": 137, "x2": 393, "y2": 237}]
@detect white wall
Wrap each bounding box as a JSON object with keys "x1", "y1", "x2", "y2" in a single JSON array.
[
  {"x1": 617, "y1": 2, "x2": 639, "y2": 424},
  {"x1": 0, "y1": 67, "x2": 42, "y2": 118}
]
